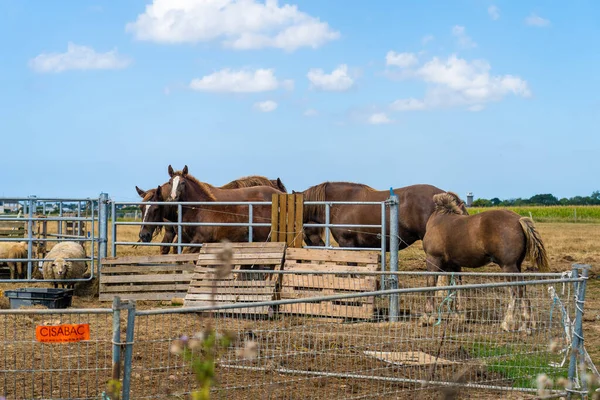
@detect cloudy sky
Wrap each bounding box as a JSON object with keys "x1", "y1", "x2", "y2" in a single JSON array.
[{"x1": 1, "y1": 0, "x2": 598, "y2": 201}]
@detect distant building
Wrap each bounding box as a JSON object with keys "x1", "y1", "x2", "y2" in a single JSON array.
[
  {"x1": 466, "y1": 192, "x2": 474, "y2": 207},
  {"x1": 0, "y1": 201, "x2": 22, "y2": 214}
]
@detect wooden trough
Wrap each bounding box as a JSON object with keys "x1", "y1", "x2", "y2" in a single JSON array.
[{"x1": 184, "y1": 242, "x2": 286, "y2": 314}]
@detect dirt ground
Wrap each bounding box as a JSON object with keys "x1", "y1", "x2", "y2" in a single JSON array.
[{"x1": 1, "y1": 222, "x2": 598, "y2": 399}]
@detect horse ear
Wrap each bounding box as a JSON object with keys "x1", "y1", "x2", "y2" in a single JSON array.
[
  {"x1": 292, "y1": 190, "x2": 297, "y2": 194},
  {"x1": 182, "y1": 165, "x2": 188, "y2": 176},
  {"x1": 168, "y1": 165, "x2": 174, "y2": 177},
  {"x1": 155, "y1": 185, "x2": 163, "y2": 200},
  {"x1": 135, "y1": 186, "x2": 146, "y2": 197}
]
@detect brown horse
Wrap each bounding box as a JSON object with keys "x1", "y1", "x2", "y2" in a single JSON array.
[
  {"x1": 421, "y1": 192, "x2": 549, "y2": 332},
  {"x1": 298, "y1": 182, "x2": 456, "y2": 250},
  {"x1": 139, "y1": 166, "x2": 282, "y2": 253},
  {"x1": 136, "y1": 173, "x2": 287, "y2": 254}
]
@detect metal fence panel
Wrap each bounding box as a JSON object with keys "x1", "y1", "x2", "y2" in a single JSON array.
[{"x1": 125, "y1": 271, "x2": 589, "y2": 399}]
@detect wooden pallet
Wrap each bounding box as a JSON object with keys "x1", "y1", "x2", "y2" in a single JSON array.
[
  {"x1": 0, "y1": 221, "x2": 26, "y2": 238},
  {"x1": 184, "y1": 242, "x2": 286, "y2": 313},
  {"x1": 278, "y1": 248, "x2": 380, "y2": 319},
  {"x1": 99, "y1": 254, "x2": 198, "y2": 301}
]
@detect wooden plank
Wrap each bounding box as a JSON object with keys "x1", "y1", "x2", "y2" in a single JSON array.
[
  {"x1": 286, "y1": 194, "x2": 295, "y2": 246},
  {"x1": 280, "y1": 302, "x2": 373, "y2": 319},
  {"x1": 101, "y1": 254, "x2": 199, "y2": 265},
  {"x1": 188, "y1": 287, "x2": 275, "y2": 295},
  {"x1": 201, "y1": 242, "x2": 286, "y2": 250},
  {"x1": 277, "y1": 194, "x2": 287, "y2": 243},
  {"x1": 0, "y1": 221, "x2": 26, "y2": 228},
  {"x1": 281, "y1": 275, "x2": 377, "y2": 292},
  {"x1": 279, "y1": 290, "x2": 375, "y2": 304},
  {"x1": 271, "y1": 193, "x2": 279, "y2": 243},
  {"x1": 197, "y1": 252, "x2": 285, "y2": 261},
  {"x1": 285, "y1": 248, "x2": 379, "y2": 264},
  {"x1": 99, "y1": 292, "x2": 184, "y2": 302},
  {"x1": 102, "y1": 265, "x2": 197, "y2": 274},
  {"x1": 184, "y1": 293, "x2": 274, "y2": 302},
  {"x1": 282, "y1": 263, "x2": 378, "y2": 273},
  {"x1": 101, "y1": 274, "x2": 195, "y2": 284},
  {"x1": 293, "y1": 194, "x2": 304, "y2": 248},
  {"x1": 189, "y1": 280, "x2": 277, "y2": 288},
  {"x1": 100, "y1": 283, "x2": 192, "y2": 293}
]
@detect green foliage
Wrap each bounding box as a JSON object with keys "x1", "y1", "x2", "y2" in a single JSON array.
[
  {"x1": 468, "y1": 205, "x2": 600, "y2": 222},
  {"x1": 171, "y1": 330, "x2": 234, "y2": 400},
  {"x1": 471, "y1": 191, "x2": 600, "y2": 207}
]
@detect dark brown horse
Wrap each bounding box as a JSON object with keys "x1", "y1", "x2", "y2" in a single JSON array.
[
  {"x1": 136, "y1": 172, "x2": 287, "y2": 253},
  {"x1": 421, "y1": 192, "x2": 549, "y2": 332},
  {"x1": 139, "y1": 166, "x2": 282, "y2": 253},
  {"x1": 298, "y1": 182, "x2": 456, "y2": 249}
]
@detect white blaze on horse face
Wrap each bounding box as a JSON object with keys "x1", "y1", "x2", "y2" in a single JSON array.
[
  {"x1": 143, "y1": 205, "x2": 150, "y2": 222},
  {"x1": 171, "y1": 176, "x2": 180, "y2": 200}
]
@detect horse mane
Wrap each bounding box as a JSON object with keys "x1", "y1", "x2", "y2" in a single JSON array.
[
  {"x1": 433, "y1": 192, "x2": 466, "y2": 215},
  {"x1": 302, "y1": 181, "x2": 375, "y2": 221},
  {"x1": 172, "y1": 169, "x2": 217, "y2": 201},
  {"x1": 220, "y1": 175, "x2": 273, "y2": 189}
]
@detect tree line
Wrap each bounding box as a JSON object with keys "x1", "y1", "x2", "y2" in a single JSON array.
[{"x1": 472, "y1": 191, "x2": 600, "y2": 207}]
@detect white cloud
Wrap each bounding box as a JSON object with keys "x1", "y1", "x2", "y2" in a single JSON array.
[
  {"x1": 368, "y1": 113, "x2": 392, "y2": 125},
  {"x1": 254, "y1": 100, "x2": 278, "y2": 112},
  {"x1": 304, "y1": 108, "x2": 318, "y2": 117},
  {"x1": 452, "y1": 25, "x2": 477, "y2": 48},
  {"x1": 390, "y1": 98, "x2": 426, "y2": 111},
  {"x1": 189, "y1": 68, "x2": 292, "y2": 93},
  {"x1": 126, "y1": 0, "x2": 339, "y2": 52},
  {"x1": 488, "y1": 5, "x2": 500, "y2": 20},
  {"x1": 388, "y1": 55, "x2": 530, "y2": 112},
  {"x1": 386, "y1": 51, "x2": 418, "y2": 68},
  {"x1": 29, "y1": 43, "x2": 131, "y2": 73},
  {"x1": 307, "y1": 64, "x2": 354, "y2": 91},
  {"x1": 421, "y1": 34, "x2": 434, "y2": 45},
  {"x1": 525, "y1": 13, "x2": 550, "y2": 27}
]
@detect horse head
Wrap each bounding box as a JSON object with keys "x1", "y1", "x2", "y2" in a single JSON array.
[
  {"x1": 139, "y1": 185, "x2": 165, "y2": 243},
  {"x1": 432, "y1": 192, "x2": 469, "y2": 216},
  {"x1": 167, "y1": 164, "x2": 189, "y2": 201}
]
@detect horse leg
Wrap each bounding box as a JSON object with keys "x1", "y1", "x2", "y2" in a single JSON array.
[
  {"x1": 500, "y1": 265, "x2": 522, "y2": 332},
  {"x1": 420, "y1": 256, "x2": 442, "y2": 326},
  {"x1": 160, "y1": 226, "x2": 176, "y2": 255}
]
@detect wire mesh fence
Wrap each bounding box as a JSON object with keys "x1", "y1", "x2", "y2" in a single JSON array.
[
  {"x1": 0, "y1": 309, "x2": 113, "y2": 400},
  {"x1": 0, "y1": 269, "x2": 592, "y2": 400},
  {"x1": 128, "y1": 271, "x2": 586, "y2": 399}
]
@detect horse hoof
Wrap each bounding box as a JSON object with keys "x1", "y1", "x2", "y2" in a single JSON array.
[
  {"x1": 451, "y1": 313, "x2": 466, "y2": 324},
  {"x1": 419, "y1": 314, "x2": 436, "y2": 326}
]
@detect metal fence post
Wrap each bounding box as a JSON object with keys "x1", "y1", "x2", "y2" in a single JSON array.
[
  {"x1": 177, "y1": 204, "x2": 183, "y2": 254},
  {"x1": 248, "y1": 204, "x2": 253, "y2": 242},
  {"x1": 388, "y1": 191, "x2": 399, "y2": 322},
  {"x1": 121, "y1": 300, "x2": 136, "y2": 400},
  {"x1": 567, "y1": 264, "x2": 590, "y2": 399},
  {"x1": 380, "y1": 202, "x2": 387, "y2": 290},
  {"x1": 111, "y1": 200, "x2": 117, "y2": 257},
  {"x1": 98, "y1": 193, "x2": 109, "y2": 278},
  {"x1": 325, "y1": 203, "x2": 331, "y2": 248},
  {"x1": 26, "y1": 195, "x2": 36, "y2": 279},
  {"x1": 111, "y1": 297, "x2": 122, "y2": 390}
]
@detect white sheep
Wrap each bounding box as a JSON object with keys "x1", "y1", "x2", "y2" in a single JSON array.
[
  {"x1": 0, "y1": 241, "x2": 28, "y2": 279},
  {"x1": 42, "y1": 241, "x2": 88, "y2": 289}
]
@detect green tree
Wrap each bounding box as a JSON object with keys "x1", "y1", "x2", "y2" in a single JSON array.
[
  {"x1": 472, "y1": 198, "x2": 492, "y2": 207},
  {"x1": 529, "y1": 194, "x2": 559, "y2": 206}
]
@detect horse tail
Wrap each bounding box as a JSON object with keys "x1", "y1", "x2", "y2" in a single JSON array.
[{"x1": 519, "y1": 217, "x2": 549, "y2": 272}]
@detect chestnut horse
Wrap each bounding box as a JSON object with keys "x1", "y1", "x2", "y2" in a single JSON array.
[
  {"x1": 139, "y1": 166, "x2": 282, "y2": 253},
  {"x1": 298, "y1": 182, "x2": 456, "y2": 250},
  {"x1": 136, "y1": 173, "x2": 287, "y2": 254},
  {"x1": 421, "y1": 192, "x2": 549, "y2": 332}
]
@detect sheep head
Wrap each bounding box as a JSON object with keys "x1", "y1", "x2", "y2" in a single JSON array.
[{"x1": 51, "y1": 258, "x2": 72, "y2": 279}]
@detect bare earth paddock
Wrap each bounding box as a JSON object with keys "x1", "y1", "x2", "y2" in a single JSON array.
[{"x1": 1, "y1": 222, "x2": 599, "y2": 399}]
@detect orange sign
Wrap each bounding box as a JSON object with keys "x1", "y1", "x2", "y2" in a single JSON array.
[{"x1": 36, "y1": 324, "x2": 90, "y2": 343}]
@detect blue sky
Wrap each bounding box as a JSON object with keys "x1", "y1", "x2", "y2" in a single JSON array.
[{"x1": 1, "y1": 0, "x2": 598, "y2": 201}]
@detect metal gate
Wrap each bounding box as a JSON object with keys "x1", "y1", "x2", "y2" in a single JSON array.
[{"x1": 0, "y1": 194, "x2": 109, "y2": 284}]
